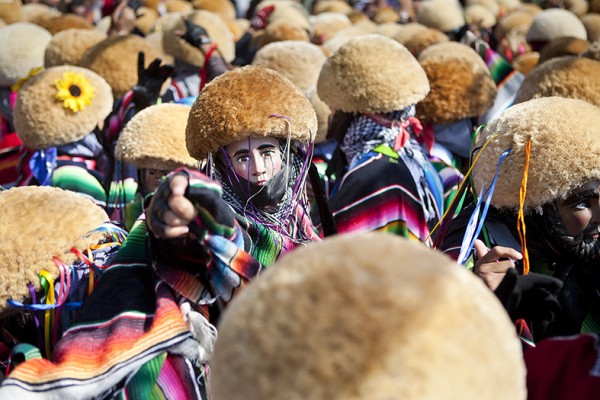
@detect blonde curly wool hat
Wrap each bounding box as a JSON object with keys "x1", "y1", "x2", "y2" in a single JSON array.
[
  {"x1": 417, "y1": 42, "x2": 496, "y2": 124},
  {"x1": 376, "y1": 21, "x2": 405, "y2": 38},
  {"x1": 306, "y1": 86, "x2": 331, "y2": 143},
  {"x1": 309, "y1": 12, "x2": 352, "y2": 42},
  {"x1": 526, "y1": 9, "x2": 587, "y2": 43},
  {"x1": 514, "y1": 56, "x2": 600, "y2": 107},
  {"x1": 372, "y1": 7, "x2": 400, "y2": 24},
  {"x1": 256, "y1": 0, "x2": 310, "y2": 30},
  {"x1": 135, "y1": 6, "x2": 159, "y2": 35},
  {"x1": 321, "y1": 25, "x2": 370, "y2": 53},
  {"x1": 0, "y1": 0, "x2": 21, "y2": 24},
  {"x1": 465, "y1": 4, "x2": 497, "y2": 29},
  {"x1": 564, "y1": 0, "x2": 588, "y2": 17},
  {"x1": 145, "y1": 31, "x2": 175, "y2": 64},
  {"x1": 252, "y1": 19, "x2": 310, "y2": 50},
  {"x1": 252, "y1": 41, "x2": 327, "y2": 92},
  {"x1": 512, "y1": 51, "x2": 539, "y2": 74},
  {"x1": 318, "y1": 34, "x2": 430, "y2": 114},
  {"x1": 581, "y1": 13, "x2": 600, "y2": 42},
  {"x1": 0, "y1": 22, "x2": 51, "y2": 87},
  {"x1": 80, "y1": 34, "x2": 163, "y2": 98},
  {"x1": 0, "y1": 186, "x2": 108, "y2": 313},
  {"x1": 538, "y1": 37, "x2": 590, "y2": 63},
  {"x1": 35, "y1": 13, "x2": 93, "y2": 35},
  {"x1": 211, "y1": 232, "x2": 527, "y2": 400},
  {"x1": 21, "y1": 2, "x2": 59, "y2": 22},
  {"x1": 186, "y1": 66, "x2": 317, "y2": 158},
  {"x1": 466, "y1": 0, "x2": 499, "y2": 16},
  {"x1": 45, "y1": 28, "x2": 107, "y2": 68},
  {"x1": 163, "y1": 10, "x2": 235, "y2": 68},
  {"x1": 116, "y1": 103, "x2": 197, "y2": 170},
  {"x1": 164, "y1": 0, "x2": 193, "y2": 14},
  {"x1": 417, "y1": 0, "x2": 465, "y2": 33},
  {"x1": 13, "y1": 65, "x2": 113, "y2": 150},
  {"x1": 192, "y1": 0, "x2": 236, "y2": 21},
  {"x1": 495, "y1": 9, "x2": 534, "y2": 41},
  {"x1": 404, "y1": 27, "x2": 449, "y2": 57},
  {"x1": 473, "y1": 97, "x2": 600, "y2": 210},
  {"x1": 313, "y1": 0, "x2": 353, "y2": 15},
  {"x1": 391, "y1": 22, "x2": 428, "y2": 44}
]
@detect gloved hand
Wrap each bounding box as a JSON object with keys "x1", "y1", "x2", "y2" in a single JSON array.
[
  {"x1": 494, "y1": 268, "x2": 563, "y2": 322},
  {"x1": 132, "y1": 51, "x2": 175, "y2": 111},
  {"x1": 180, "y1": 19, "x2": 212, "y2": 49}
]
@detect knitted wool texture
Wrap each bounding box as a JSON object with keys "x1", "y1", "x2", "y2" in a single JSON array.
[
  {"x1": 416, "y1": 0, "x2": 465, "y2": 32},
  {"x1": 14, "y1": 65, "x2": 113, "y2": 150},
  {"x1": 186, "y1": 66, "x2": 317, "y2": 158},
  {"x1": 526, "y1": 9, "x2": 587, "y2": 42},
  {"x1": 538, "y1": 37, "x2": 590, "y2": 63},
  {"x1": 515, "y1": 56, "x2": 600, "y2": 107},
  {"x1": 45, "y1": 28, "x2": 107, "y2": 68},
  {"x1": 252, "y1": 41, "x2": 327, "y2": 92},
  {"x1": 473, "y1": 97, "x2": 600, "y2": 210},
  {"x1": 318, "y1": 34, "x2": 430, "y2": 113},
  {"x1": 116, "y1": 103, "x2": 197, "y2": 171},
  {"x1": 211, "y1": 232, "x2": 526, "y2": 400},
  {"x1": 0, "y1": 22, "x2": 51, "y2": 87},
  {"x1": 417, "y1": 42, "x2": 496, "y2": 124},
  {"x1": 0, "y1": 186, "x2": 108, "y2": 313},
  {"x1": 581, "y1": 13, "x2": 600, "y2": 42}
]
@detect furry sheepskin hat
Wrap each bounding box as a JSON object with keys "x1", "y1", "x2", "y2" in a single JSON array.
[
  {"x1": 252, "y1": 40, "x2": 327, "y2": 92},
  {"x1": 135, "y1": 6, "x2": 159, "y2": 35},
  {"x1": 581, "y1": 13, "x2": 600, "y2": 42},
  {"x1": 313, "y1": 0, "x2": 353, "y2": 15},
  {"x1": 0, "y1": 186, "x2": 108, "y2": 313},
  {"x1": 372, "y1": 7, "x2": 400, "y2": 24},
  {"x1": 495, "y1": 10, "x2": 534, "y2": 41},
  {"x1": 538, "y1": 37, "x2": 590, "y2": 63},
  {"x1": 512, "y1": 51, "x2": 540, "y2": 75},
  {"x1": 417, "y1": 0, "x2": 465, "y2": 33},
  {"x1": 466, "y1": 0, "x2": 499, "y2": 17},
  {"x1": 317, "y1": 34, "x2": 430, "y2": 114},
  {"x1": 564, "y1": 0, "x2": 589, "y2": 17},
  {"x1": 80, "y1": 34, "x2": 163, "y2": 98},
  {"x1": 164, "y1": 0, "x2": 193, "y2": 14},
  {"x1": 306, "y1": 86, "x2": 331, "y2": 143},
  {"x1": 45, "y1": 28, "x2": 107, "y2": 68},
  {"x1": 473, "y1": 97, "x2": 600, "y2": 210},
  {"x1": 14, "y1": 65, "x2": 113, "y2": 150},
  {"x1": 256, "y1": 0, "x2": 310, "y2": 30},
  {"x1": 35, "y1": 13, "x2": 93, "y2": 35},
  {"x1": 321, "y1": 25, "x2": 370, "y2": 53},
  {"x1": 192, "y1": 0, "x2": 236, "y2": 21},
  {"x1": 0, "y1": 0, "x2": 21, "y2": 24},
  {"x1": 186, "y1": 66, "x2": 317, "y2": 158},
  {"x1": 465, "y1": 4, "x2": 497, "y2": 29},
  {"x1": 392, "y1": 22, "x2": 428, "y2": 44},
  {"x1": 163, "y1": 10, "x2": 235, "y2": 67},
  {"x1": 116, "y1": 103, "x2": 196, "y2": 170},
  {"x1": 417, "y1": 42, "x2": 496, "y2": 124},
  {"x1": 252, "y1": 19, "x2": 310, "y2": 50},
  {"x1": 404, "y1": 27, "x2": 449, "y2": 57},
  {"x1": 0, "y1": 22, "x2": 51, "y2": 87},
  {"x1": 211, "y1": 232, "x2": 527, "y2": 400},
  {"x1": 514, "y1": 56, "x2": 600, "y2": 107},
  {"x1": 21, "y1": 3, "x2": 59, "y2": 22},
  {"x1": 526, "y1": 9, "x2": 587, "y2": 43},
  {"x1": 309, "y1": 12, "x2": 352, "y2": 42},
  {"x1": 375, "y1": 21, "x2": 404, "y2": 38},
  {"x1": 582, "y1": 40, "x2": 600, "y2": 61}
]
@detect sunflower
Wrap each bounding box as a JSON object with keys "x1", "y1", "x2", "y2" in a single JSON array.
[{"x1": 54, "y1": 71, "x2": 96, "y2": 113}]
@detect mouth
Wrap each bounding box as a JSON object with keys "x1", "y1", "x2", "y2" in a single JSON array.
[{"x1": 254, "y1": 180, "x2": 266, "y2": 186}]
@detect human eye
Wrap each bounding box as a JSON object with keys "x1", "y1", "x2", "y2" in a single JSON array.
[
  {"x1": 261, "y1": 149, "x2": 275, "y2": 158},
  {"x1": 236, "y1": 154, "x2": 249, "y2": 163},
  {"x1": 574, "y1": 199, "x2": 590, "y2": 210}
]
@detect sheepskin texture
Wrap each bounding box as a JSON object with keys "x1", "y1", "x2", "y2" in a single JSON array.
[
  {"x1": 473, "y1": 97, "x2": 600, "y2": 210},
  {"x1": 526, "y1": 9, "x2": 587, "y2": 42},
  {"x1": 538, "y1": 37, "x2": 590, "y2": 63},
  {"x1": 515, "y1": 56, "x2": 600, "y2": 107},
  {"x1": 252, "y1": 41, "x2": 327, "y2": 92},
  {"x1": 310, "y1": 12, "x2": 352, "y2": 42},
  {"x1": 257, "y1": 0, "x2": 310, "y2": 30},
  {"x1": 495, "y1": 10, "x2": 534, "y2": 41},
  {"x1": 581, "y1": 13, "x2": 600, "y2": 42},
  {"x1": 582, "y1": 40, "x2": 600, "y2": 61},
  {"x1": 512, "y1": 51, "x2": 540, "y2": 75},
  {"x1": 321, "y1": 25, "x2": 370, "y2": 53},
  {"x1": 45, "y1": 28, "x2": 107, "y2": 68},
  {"x1": 404, "y1": 28, "x2": 449, "y2": 57},
  {"x1": 376, "y1": 22, "x2": 405, "y2": 38},
  {"x1": 80, "y1": 34, "x2": 163, "y2": 98},
  {"x1": 186, "y1": 66, "x2": 317, "y2": 158},
  {"x1": 0, "y1": 23, "x2": 51, "y2": 87},
  {"x1": 211, "y1": 232, "x2": 527, "y2": 400},
  {"x1": 416, "y1": 0, "x2": 465, "y2": 33},
  {"x1": 565, "y1": 0, "x2": 589, "y2": 16},
  {"x1": 317, "y1": 34, "x2": 430, "y2": 114},
  {"x1": 135, "y1": 6, "x2": 159, "y2": 35},
  {"x1": 346, "y1": 9, "x2": 370, "y2": 24},
  {"x1": 313, "y1": 0, "x2": 353, "y2": 14},
  {"x1": 252, "y1": 20, "x2": 310, "y2": 50},
  {"x1": 0, "y1": 186, "x2": 108, "y2": 313},
  {"x1": 497, "y1": 0, "x2": 522, "y2": 13},
  {"x1": 21, "y1": 3, "x2": 59, "y2": 22},
  {"x1": 0, "y1": 18, "x2": 4, "y2": 28},
  {"x1": 372, "y1": 7, "x2": 400, "y2": 24},
  {"x1": 164, "y1": 0, "x2": 193, "y2": 14},
  {"x1": 392, "y1": 22, "x2": 428, "y2": 44},
  {"x1": 306, "y1": 86, "x2": 331, "y2": 143},
  {"x1": 36, "y1": 14, "x2": 93, "y2": 35},
  {"x1": 163, "y1": 10, "x2": 235, "y2": 67},
  {"x1": 0, "y1": 0, "x2": 21, "y2": 24},
  {"x1": 14, "y1": 66, "x2": 113, "y2": 150},
  {"x1": 416, "y1": 42, "x2": 496, "y2": 124},
  {"x1": 145, "y1": 31, "x2": 175, "y2": 64},
  {"x1": 466, "y1": 0, "x2": 499, "y2": 17},
  {"x1": 192, "y1": 0, "x2": 236, "y2": 21},
  {"x1": 465, "y1": 4, "x2": 497, "y2": 29}
]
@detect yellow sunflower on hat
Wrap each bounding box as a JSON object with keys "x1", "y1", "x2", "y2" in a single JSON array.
[{"x1": 54, "y1": 71, "x2": 95, "y2": 112}]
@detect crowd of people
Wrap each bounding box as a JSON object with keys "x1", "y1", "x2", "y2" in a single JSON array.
[{"x1": 0, "y1": 0, "x2": 599, "y2": 398}]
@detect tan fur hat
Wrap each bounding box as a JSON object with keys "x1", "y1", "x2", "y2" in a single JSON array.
[
  {"x1": 465, "y1": 4, "x2": 497, "y2": 29},
  {"x1": 346, "y1": 9, "x2": 370, "y2": 24},
  {"x1": 163, "y1": 10, "x2": 235, "y2": 67},
  {"x1": 318, "y1": 34, "x2": 429, "y2": 114},
  {"x1": 306, "y1": 86, "x2": 331, "y2": 143},
  {"x1": 0, "y1": 0, "x2": 21, "y2": 24},
  {"x1": 582, "y1": 40, "x2": 600, "y2": 61},
  {"x1": 35, "y1": 14, "x2": 93, "y2": 35},
  {"x1": 186, "y1": 66, "x2": 317, "y2": 158},
  {"x1": 192, "y1": 0, "x2": 236, "y2": 21},
  {"x1": 211, "y1": 232, "x2": 526, "y2": 400},
  {"x1": 313, "y1": 0, "x2": 353, "y2": 15},
  {"x1": 256, "y1": 0, "x2": 310, "y2": 30},
  {"x1": 376, "y1": 22, "x2": 404, "y2": 38},
  {"x1": 372, "y1": 7, "x2": 400, "y2": 24},
  {"x1": 80, "y1": 34, "x2": 163, "y2": 98},
  {"x1": 145, "y1": 31, "x2": 175, "y2": 64},
  {"x1": 466, "y1": 0, "x2": 500, "y2": 16},
  {"x1": 495, "y1": 10, "x2": 534, "y2": 41},
  {"x1": 0, "y1": 186, "x2": 108, "y2": 312},
  {"x1": 0, "y1": 18, "x2": 4, "y2": 28},
  {"x1": 116, "y1": 103, "x2": 196, "y2": 170},
  {"x1": 526, "y1": 9, "x2": 587, "y2": 43},
  {"x1": 392, "y1": 22, "x2": 429, "y2": 44},
  {"x1": 135, "y1": 6, "x2": 159, "y2": 35},
  {"x1": 417, "y1": 0, "x2": 465, "y2": 33},
  {"x1": 564, "y1": 0, "x2": 588, "y2": 17},
  {"x1": 473, "y1": 97, "x2": 600, "y2": 210},
  {"x1": 253, "y1": 19, "x2": 310, "y2": 50},
  {"x1": 581, "y1": 13, "x2": 600, "y2": 42},
  {"x1": 45, "y1": 28, "x2": 107, "y2": 68},
  {"x1": 164, "y1": 0, "x2": 193, "y2": 14},
  {"x1": 515, "y1": 56, "x2": 600, "y2": 107},
  {"x1": 310, "y1": 12, "x2": 352, "y2": 42},
  {"x1": 512, "y1": 51, "x2": 539, "y2": 74},
  {"x1": 14, "y1": 65, "x2": 113, "y2": 150},
  {"x1": 538, "y1": 37, "x2": 590, "y2": 63},
  {"x1": 417, "y1": 42, "x2": 496, "y2": 124},
  {"x1": 0, "y1": 22, "x2": 51, "y2": 87},
  {"x1": 21, "y1": 3, "x2": 59, "y2": 22},
  {"x1": 252, "y1": 40, "x2": 327, "y2": 92},
  {"x1": 404, "y1": 27, "x2": 449, "y2": 57}
]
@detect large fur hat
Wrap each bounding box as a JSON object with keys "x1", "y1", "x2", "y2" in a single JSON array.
[
  {"x1": 466, "y1": 0, "x2": 499, "y2": 17},
  {"x1": 252, "y1": 19, "x2": 310, "y2": 50},
  {"x1": 317, "y1": 34, "x2": 430, "y2": 114},
  {"x1": 164, "y1": 0, "x2": 193, "y2": 14},
  {"x1": 538, "y1": 37, "x2": 590, "y2": 63},
  {"x1": 313, "y1": 0, "x2": 353, "y2": 14},
  {"x1": 465, "y1": 4, "x2": 497, "y2": 29},
  {"x1": 35, "y1": 13, "x2": 93, "y2": 35},
  {"x1": 372, "y1": 7, "x2": 400, "y2": 24},
  {"x1": 252, "y1": 40, "x2": 327, "y2": 92},
  {"x1": 116, "y1": 103, "x2": 196, "y2": 170},
  {"x1": 135, "y1": 6, "x2": 160, "y2": 35},
  {"x1": 403, "y1": 27, "x2": 449, "y2": 57},
  {"x1": 581, "y1": 13, "x2": 600, "y2": 42},
  {"x1": 14, "y1": 65, "x2": 113, "y2": 150},
  {"x1": 45, "y1": 28, "x2": 107, "y2": 68},
  {"x1": 306, "y1": 86, "x2": 331, "y2": 143},
  {"x1": 376, "y1": 21, "x2": 405, "y2": 38},
  {"x1": 417, "y1": 0, "x2": 465, "y2": 33},
  {"x1": 417, "y1": 42, "x2": 496, "y2": 124},
  {"x1": 321, "y1": 25, "x2": 370, "y2": 53},
  {"x1": 80, "y1": 34, "x2": 164, "y2": 98},
  {"x1": 512, "y1": 51, "x2": 540, "y2": 75},
  {"x1": 309, "y1": 12, "x2": 352, "y2": 42},
  {"x1": 0, "y1": 22, "x2": 51, "y2": 87},
  {"x1": 495, "y1": 10, "x2": 534, "y2": 41},
  {"x1": 0, "y1": 186, "x2": 108, "y2": 313},
  {"x1": 564, "y1": 0, "x2": 589, "y2": 17},
  {"x1": 186, "y1": 66, "x2": 317, "y2": 158},
  {"x1": 21, "y1": 3, "x2": 59, "y2": 22},
  {"x1": 582, "y1": 40, "x2": 600, "y2": 61},
  {"x1": 514, "y1": 56, "x2": 600, "y2": 107},
  {"x1": 163, "y1": 10, "x2": 235, "y2": 67},
  {"x1": 473, "y1": 97, "x2": 600, "y2": 210},
  {"x1": 211, "y1": 232, "x2": 526, "y2": 400},
  {"x1": 256, "y1": 0, "x2": 310, "y2": 30},
  {"x1": 392, "y1": 22, "x2": 429, "y2": 44},
  {"x1": 0, "y1": 0, "x2": 21, "y2": 24},
  {"x1": 526, "y1": 9, "x2": 587, "y2": 43},
  {"x1": 192, "y1": 0, "x2": 236, "y2": 21}
]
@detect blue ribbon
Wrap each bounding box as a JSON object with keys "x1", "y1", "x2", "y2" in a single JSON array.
[
  {"x1": 29, "y1": 147, "x2": 57, "y2": 186},
  {"x1": 7, "y1": 300, "x2": 82, "y2": 310}
]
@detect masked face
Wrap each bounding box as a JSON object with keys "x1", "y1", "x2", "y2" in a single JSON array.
[
  {"x1": 556, "y1": 180, "x2": 600, "y2": 239},
  {"x1": 140, "y1": 168, "x2": 171, "y2": 196},
  {"x1": 225, "y1": 137, "x2": 283, "y2": 185}
]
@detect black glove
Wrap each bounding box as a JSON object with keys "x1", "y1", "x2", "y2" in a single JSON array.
[
  {"x1": 494, "y1": 268, "x2": 563, "y2": 322},
  {"x1": 181, "y1": 19, "x2": 212, "y2": 49},
  {"x1": 132, "y1": 51, "x2": 175, "y2": 111}
]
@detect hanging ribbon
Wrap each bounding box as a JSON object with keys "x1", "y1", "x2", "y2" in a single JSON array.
[
  {"x1": 517, "y1": 140, "x2": 532, "y2": 274},
  {"x1": 28, "y1": 147, "x2": 57, "y2": 186},
  {"x1": 38, "y1": 270, "x2": 55, "y2": 358}
]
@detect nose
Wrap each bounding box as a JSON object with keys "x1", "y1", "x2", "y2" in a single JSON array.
[{"x1": 250, "y1": 150, "x2": 266, "y2": 176}]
